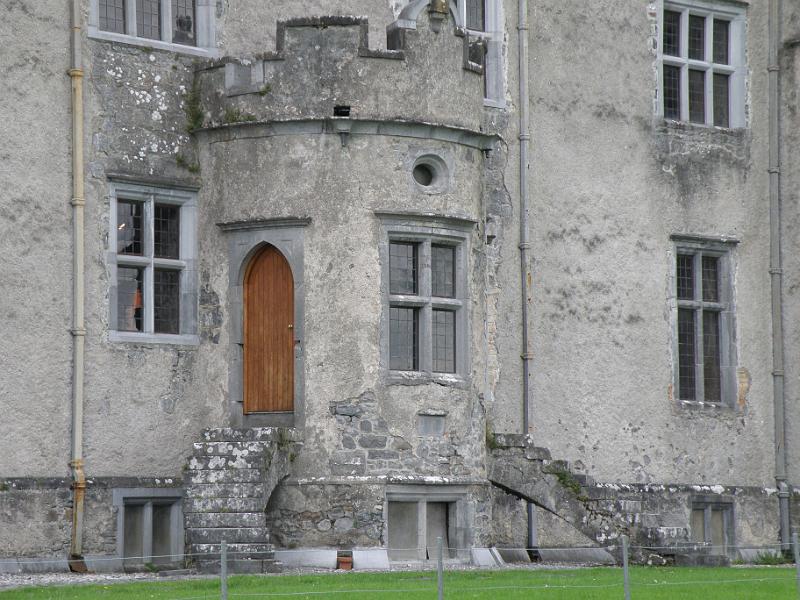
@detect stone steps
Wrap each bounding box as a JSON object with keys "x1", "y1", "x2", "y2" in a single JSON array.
[{"x1": 183, "y1": 427, "x2": 301, "y2": 574}]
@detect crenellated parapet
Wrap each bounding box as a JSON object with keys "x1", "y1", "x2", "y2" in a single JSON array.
[{"x1": 193, "y1": 8, "x2": 487, "y2": 134}]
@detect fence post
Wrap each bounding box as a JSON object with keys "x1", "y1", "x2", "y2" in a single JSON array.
[
  {"x1": 220, "y1": 540, "x2": 228, "y2": 600},
  {"x1": 622, "y1": 535, "x2": 631, "y2": 600},
  {"x1": 793, "y1": 532, "x2": 800, "y2": 599},
  {"x1": 437, "y1": 536, "x2": 444, "y2": 600}
]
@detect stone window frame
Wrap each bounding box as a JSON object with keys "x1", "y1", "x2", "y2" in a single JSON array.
[
  {"x1": 385, "y1": 484, "x2": 471, "y2": 562},
  {"x1": 669, "y1": 234, "x2": 738, "y2": 409},
  {"x1": 108, "y1": 181, "x2": 199, "y2": 346},
  {"x1": 88, "y1": 0, "x2": 218, "y2": 58},
  {"x1": 113, "y1": 488, "x2": 184, "y2": 565},
  {"x1": 377, "y1": 212, "x2": 475, "y2": 387},
  {"x1": 218, "y1": 218, "x2": 309, "y2": 429},
  {"x1": 689, "y1": 495, "x2": 735, "y2": 555},
  {"x1": 658, "y1": 0, "x2": 747, "y2": 128},
  {"x1": 453, "y1": 0, "x2": 505, "y2": 108}
]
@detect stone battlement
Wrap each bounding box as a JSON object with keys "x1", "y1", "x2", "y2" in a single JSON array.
[{"x1": 194, "y1": 11, "x2": 486, "y2": 133}]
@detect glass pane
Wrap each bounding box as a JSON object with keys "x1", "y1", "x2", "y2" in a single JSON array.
[
  {"x1": 99, "y1": 0, "x2": 126, "y2": 33},
  {"x1": 432, "y1": 245, "x2": 455, "y2": 298},
  {"x1": 663, "y1": 10, "x2": 681, "y2": 57},
  {"x1": 690, "y1": 508, "x2": 706, "y2": 543},
  {"x1": 389, "y1": 242, "x2": 417, "y2": 295},
  {"x1": 172, "y1": 0, "x2": 196, "y2": 46},
  {"x1": 152, "y1": 504, "x2": 173, "y2": 564},
  {"x1": 677, "y1": 254, "x2": 694, "y2": 300},
  {"x1": 713, "y1": 19, "x2": 730, "y2": 64},
  {"x1": 390, "y1": 307, "x2": 418, "y2": 370},
  {"x1": 703, "y1": 311, "x2": 721, "y2": 402},
  {"x1": 136, "y1": 0, "x2": 161, "y2": 40},
  {"x1": 710, "y1": 509, "x2": 725, "y2": 551},
  {"x1": 466, "y1": 0, "x2": 485, "y2": 31},
  {"x1": 432, "y1": 310, "x2": 456, "y2": 374},
  {"x1": 154, "y1": 204, "x2": 180, "y2": 259},
  {"x1": 123, "y1": 504, "x2": 144, "y2": 561},
  {"x1": 688, "y1": 15, "x2": 705, "y2": 60},
  {"x1": 663, "y1": 65, "x2": 681, "y2": 120},
  {"x1": 689, "y1": 69, "x2": 705, "y2": 124},
  {"x1": 154, "y1": 269, "x2": 180, "y2": 334},
  {"x1": 678, "y1": 308, "x2": 696, "y2": 400},
  {"x1": 388, "y1": 502, "x2": 419, "y2": 561},
  {"x1": 117, "y1": 267, "x2": 144, "y2": 332},
  {"x1": 713, "y1": 73, "x2": 730, "y2": 128},
  {"x1": 702, "y1": 256, "x2": 719, "y2": 302},
  {"x1": 117, "y1": 200, "x2": 143, "y2": 255}
]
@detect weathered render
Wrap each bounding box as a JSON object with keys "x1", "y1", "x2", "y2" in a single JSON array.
[{"x1": 2, "y1": 0, "x2": 799, "y2": 571}]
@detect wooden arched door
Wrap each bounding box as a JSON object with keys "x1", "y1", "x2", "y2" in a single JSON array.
[{"x1": 243, "y1": 245, "x2": 294, "y2": 413}]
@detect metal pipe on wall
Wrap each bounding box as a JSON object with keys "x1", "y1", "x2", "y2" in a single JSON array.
[
  {"x1": 69, "y1": 0, "x2": 88, "y2": 571},
  {"x1": 768, "y1": 0, "x2": 790, "y2": 551},
  {"x1": 517, "y1": 0, "x2": 536, "y2": 552}
]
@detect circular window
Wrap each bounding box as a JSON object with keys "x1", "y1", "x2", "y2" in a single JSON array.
[
  {"x1": 411, "y1": 154, "x2": 448, "y2": 193},
  {"x1": 413, "y1": 163, "x2": 435, "y2": 187}
]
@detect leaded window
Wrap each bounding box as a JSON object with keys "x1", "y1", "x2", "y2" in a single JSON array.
[
  {"x1": 661, "y1": 3, "x2": 745, "y2": 128},
  {"x1": 383, "y1": 221, "x2": 469, "y2": 380},
  {"x1": 110, "y1": 183, "x2": 198, "y2": 343},
  {"x1": 94, "y1": 0, "x2": 205, "y2": 49},
  {"x1": 674, "y1": 245, "x2": 734, "y2": 404}
]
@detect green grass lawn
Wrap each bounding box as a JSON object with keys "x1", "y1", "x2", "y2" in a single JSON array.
[{"x1": 0, "y1": 566, "x2": 796, "y2": 600}]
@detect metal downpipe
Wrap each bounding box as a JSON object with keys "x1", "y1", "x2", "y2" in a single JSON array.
[
  {"x1": 69, "y1": 0, "x2": 88, "y2": 572},
  {"x1": 768, "y1": 0, "x2": 790, "y2": 551},
  {"x1": 517, "y1": 0, "x2": 536, "y2": 552}
]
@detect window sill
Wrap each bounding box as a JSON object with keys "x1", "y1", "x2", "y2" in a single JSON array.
[
  {"x1": 387, "y1": 371, "x2": 469, "y2": 388},
  {"x1": 88, "y1": 28, "x2": 219, "y2": 58},
  {"x1": 109, "y1": 331, "x2": 200, "y2": 346},
  {"x1": 659, "y1": 118, "x2": 747, "y2": 136},
  {"x1": 678, "y1": 399, "x2": 735, "y2": 411}
]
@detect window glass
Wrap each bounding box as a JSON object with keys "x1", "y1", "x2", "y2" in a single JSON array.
[
  {"x1": 99, "y1": 0, "x2": 126, "y2": 33},
  {"x1": 389, "y1": 307, "x2": 418, "y2": 370},
  {"x1": 154, "y1": 204, "x2": 180, "y2": 259},
  {"x1": 663, "y1": 66, "x2": 681, "y2": 120},
  {"x1": 117, "y1": 267, "x2": 144, "y2": 332},
  {"x1": 677, "y1": 254, "x2": 694, "y2": 300},
  {"x1": 154, "y1": 269, "x2": 180, "y2": 334},
  {"x1": 172, "y1": 0, "x2": 196, "y2": 45},
  {"x1": 117, "y1": 200, "x2": 144, "y2": 255},
  {"x1": 702, "y1": 311, "x2": 721, "y2": 402},
  {"x1": 688, "y1": 69, "x2": 705, "y2": 123},
  {"x1": 432, "y1": 310, "x2": 456, "y2": 373},
  {"x1": 466, "y1": 0, "x2": 485, "y2": 31},
  {"x1": 713, "y1": 19, "x2": 729, "y2": 64},
  {"x1": 701, "y1": 256, "x2": 719, "y2": 302},
  {"x1": 389, "y1": 243, "x2": 417, "y2": 295},
  {"x1": 432, "y1": 245, "x2": 455, "y2": 298},
  {"x1": 688, "y1": 15, "x2": 705, "y2": 60},
  {"x1": 663, "y1": 10, "x2": 681, "y2": 56},
  {"x1": 136, "y1": 0, "x2": 161, "y2": 40},
  {"x1": 713, "y1": 73, "x2": 730, "y2": 128}
]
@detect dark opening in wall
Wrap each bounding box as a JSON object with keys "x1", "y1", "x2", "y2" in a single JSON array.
[
  {"x1": 413, "y1": 164, "x2": 435, "y2": 187},
  {"x1": 333, "y1": 105, "x2": 351, "y2": 117}
]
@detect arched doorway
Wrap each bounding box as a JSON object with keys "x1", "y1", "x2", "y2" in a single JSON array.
[{"x1": 243, "y1": 244, "x2": 294, "y2": 414}]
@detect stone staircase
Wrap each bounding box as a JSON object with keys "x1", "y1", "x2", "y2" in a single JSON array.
[{"x1": 183, "y1": 428, "x2": 301, "y2": 573}]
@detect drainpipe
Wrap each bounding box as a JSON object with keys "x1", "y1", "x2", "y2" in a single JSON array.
[
  {"x1": 68, "y1": 0, "x2": 88, "y2": 572},
  {"x1": 516, "y1": 0, "x2": 536, "y2": 552},
  {"x1": 768, "y1": 0, "x2": 790, "y2": 551}
]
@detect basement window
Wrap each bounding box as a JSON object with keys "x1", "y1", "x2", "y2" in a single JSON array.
[
  {"x1": 114, "y1": 489, "x2": 184, "y2": 568},
  {"x1": 690, "y1": 500, "x2": 733, "y2": 555},
  {"x1": 89, "y1": 0, "x2": 217, "y2": 57}
]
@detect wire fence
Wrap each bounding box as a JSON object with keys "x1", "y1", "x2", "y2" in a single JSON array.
[{"x1": 4, "y1": 535, "x2": 800, "y2": 599}]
